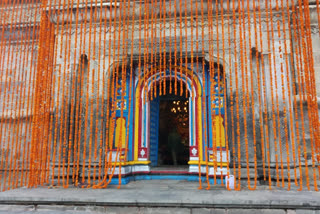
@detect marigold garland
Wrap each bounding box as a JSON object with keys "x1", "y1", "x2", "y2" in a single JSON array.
[{"x1": 0, "y1": 0, "x2": 319, "y2": 192}]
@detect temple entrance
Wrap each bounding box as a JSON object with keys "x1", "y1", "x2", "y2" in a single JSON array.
[
  {"x1": 149, "y1": 81, "x2": 189, "y2": 167},
  {"x1": 158, "y1": 95, "x2": 189, "y2": 166},
  {"x1": 136, "y1": 65, "x2": 205, "y2": 175}
]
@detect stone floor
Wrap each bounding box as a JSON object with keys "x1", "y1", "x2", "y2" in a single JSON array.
[{"x1": 0, "y1": 180, "x2": 319, "y2": 213}]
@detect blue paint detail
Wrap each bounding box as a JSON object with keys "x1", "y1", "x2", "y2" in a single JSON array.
[
  {"x1": 206, "y1": 65, "x2": 226, "y2": 150},
  {"x1": 108, "y1": 175, "x2": 224, "y2": 185},
  {"x1": 109, "y1": 177, "x2": 132, "y2": 185},
  {"x1": 149, "y1": 96, "x2": 160, "y2": 166},
  {"x1": 143, "y1": 101, "x2": 147, "y2": 147},
  {"x1": 189, "y1": 96, "x2": 193, "y2": 146},
  {"x1": 128, "y1": 72, "x2": 135, "y2": 161},
  {"x1": 113, "y1": 69, "x2": 132, "y2": 149}
]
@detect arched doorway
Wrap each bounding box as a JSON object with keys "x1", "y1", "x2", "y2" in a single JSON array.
[
  {"x1": 134, "y1": 66, "x2": 204, "y2": 168},
  {"x1": 97, "y1": 61, "x2": 228, "y2": 182},
  {"x1": 150, "y1": 80, "x2": 190, "y2": 167}
]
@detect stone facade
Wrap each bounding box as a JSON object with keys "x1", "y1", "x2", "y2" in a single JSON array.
[{"x1": 0, "y1": 0, "x2": 319, "y2": 186}]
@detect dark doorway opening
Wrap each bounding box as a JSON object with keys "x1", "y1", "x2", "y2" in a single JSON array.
[{"x1": 157, "y1": 81, "x2": 189, "y2": 166}]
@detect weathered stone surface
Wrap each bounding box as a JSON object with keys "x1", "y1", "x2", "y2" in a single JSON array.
[
  {"x1": 295, "y1": 210, "x2": 320, "y2": 214},
  {"x1": 211, "y1": 210, "x2": 227, "y2": 214},
  {"x1": 105, "y1": 206, "x2": 140, "y2": 214},
  {"x1": 36, "y1": 205, "x2": 106, "y2": 212},
  {"x1": 227, "y1": 209, "x2": 286, "y2": 214},
  {"x1": 139, "y1": 207, "x2": 190, "y2": 214},
  {"x1": 191, "y1": 208, "x2": 211, "y2": 214},
  {"x1": 0, "y1": 180, "x2": 319, "y2": 212},
  {"x1": 192, "y1": 208, "x2": 226, "y2": 214},
  {"x1": 0, "y1": 205, "x2": 35, "y2": 211}
]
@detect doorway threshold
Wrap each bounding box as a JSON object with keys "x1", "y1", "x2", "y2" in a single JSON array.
[{"x1": 150, "y1": 165, "x2": 189, "y2": 174}]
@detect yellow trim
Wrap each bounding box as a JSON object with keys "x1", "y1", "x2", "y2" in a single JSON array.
[
  {"x1": 115, "y1": 117, "x2": 126, "y2": 148},
  {"x1": 111, "y1": 160, "x2": 226, "y2": 167},
  {"x1": 197, "y1": 97, "x2": 203, "y2": 161},
  {"x1": 127, "y1": 160, "x2": 151, "y2": 165},
  {"x1": 188, "y1": 160, "x2": 228, "y2": 167},
  {"x1": 134, "y1": 85, "x2": 141, "y2": 161},
  {"x1": 110, "y1": 161, "x2": 151, "y2": 166}
]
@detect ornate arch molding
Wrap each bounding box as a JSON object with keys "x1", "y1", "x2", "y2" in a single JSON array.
[
  {"x1": 134, "y1": 65, "x2": 204, "y2": 163},
  {"x1": 104, "y1": 53, "x2": 230, "y2": 164}
]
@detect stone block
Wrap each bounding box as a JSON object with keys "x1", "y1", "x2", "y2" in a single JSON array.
[
  {"x1": 296, "y1": 210, "x2": 320, "y2": 214},
  {"x1": 227, "y1": 209, "x2": 286, "y2": 214},
  {"x1": 36, "y1": 205, "x2": 74, "y2": 211},
  {"x1": 0, "y1": 212, "x2": 32, "y2": 214},
  {"x1": 191, "y1": 208, "x2": 211, "y2": 214},
  {"x1": 37, "y1": 205, "x2": 108, "y2": 213},
  {"x1": 211, "y1": 210, "x2": 226, "y2": 214},
  {"x1": 105, "y1": 206, "x2": 140, "y2": 214},
  {"x1": 36, "y1": 211, "x2": 93, "y2": 214},
  {"x1": 139, "y1": 207, "x2": 190, "y2": 214},
  {"x1": 0, "y1": 205, "x2": 35, "y2": 211},
  {"x1": 82, "y1": 206, "x2": 106, "y2": 212},
  {"x1": 191, "y1": 208, "x2": 226, "y2": 214},
  {"x1": 315, "y1": 69, "x2": 320, "y2": 83}
]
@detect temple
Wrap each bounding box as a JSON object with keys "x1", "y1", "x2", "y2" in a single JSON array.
[{"x1": 0, "y1": 0, "x2": 320, "y2": 190}]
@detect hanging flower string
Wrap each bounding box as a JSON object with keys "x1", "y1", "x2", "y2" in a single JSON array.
[{"x1": 0, "y1": 0, "x2": 319, "y2": 191}]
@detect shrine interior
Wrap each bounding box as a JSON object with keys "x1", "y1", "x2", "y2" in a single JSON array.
[{"x1": 158, "y1": 80, "x2": 190, "y2": 167}]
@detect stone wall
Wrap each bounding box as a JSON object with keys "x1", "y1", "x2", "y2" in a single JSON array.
[
  {"x1": 1, "y1": 1, "x2": 319, "y2": 183},
  {"x1": 0, "y1": 41, "x2": 38, "y2": 174},
  {"x1": 50, "y1": 13, "x2": 299, "y2": 173}
]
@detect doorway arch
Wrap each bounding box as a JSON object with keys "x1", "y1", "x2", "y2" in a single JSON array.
[
  {"x1": 134, "y1": 66, "x2": 204, "y2": 165},
  {"x1": 152, "y1": 80, "x2": 190, "y2": 166}
]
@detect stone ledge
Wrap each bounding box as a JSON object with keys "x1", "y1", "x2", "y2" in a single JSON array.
[
  {"x1": 294, "y1": 95, "x2": 320, "y2": 107},
  {"x1": 0, "y1": 180, "x2": 319, "y2": 210},
  {"x1": 3, "y1": 206, "x2": 319, "y2": 214}
]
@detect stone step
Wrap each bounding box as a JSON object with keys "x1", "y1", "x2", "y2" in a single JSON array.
[
  {"x1": 1, "y1": 204, "x2": 318, "y2": 214},
  {"x1": 0, "y1": 180, "x2": 319, "y2": 213}
]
